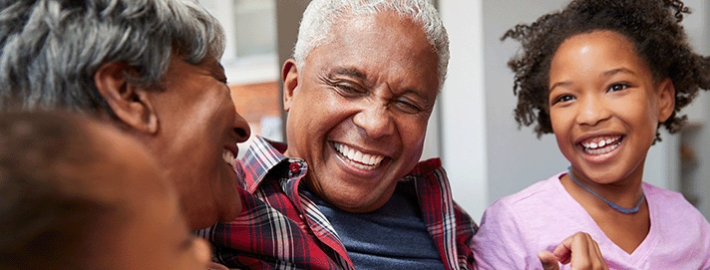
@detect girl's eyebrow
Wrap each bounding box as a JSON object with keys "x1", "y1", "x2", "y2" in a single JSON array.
[
  {"x1": 550, "y1": 67, "x2": 637, "y2": 92},
  {"x1": 602, "y1": 67, "x2": 636, "y2": 78},
  {"x1": 549, "y1": 81, "x2": 572, "y2": 92}
]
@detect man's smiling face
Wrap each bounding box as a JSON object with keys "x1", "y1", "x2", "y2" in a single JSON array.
[{"x1": 282, "y1": 13, "x2": 440, "y2": 213}]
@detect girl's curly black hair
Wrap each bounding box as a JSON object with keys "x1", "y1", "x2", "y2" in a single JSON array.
[{"x1": 503, "y1": 0, "x2": 710, "y2": 142}]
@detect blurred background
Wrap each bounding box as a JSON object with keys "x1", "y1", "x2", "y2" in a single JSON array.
[{"x1": 199, "y1": 0, "x2": 710, "y2": 222}]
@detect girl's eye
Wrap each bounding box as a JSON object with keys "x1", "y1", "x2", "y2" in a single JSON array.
[
  {"x1": 608, "y1": 83, "x2": 628, "y2": 92},
  {"x1": 553, "y1": 94, "x2": 575, "y2": 104}
]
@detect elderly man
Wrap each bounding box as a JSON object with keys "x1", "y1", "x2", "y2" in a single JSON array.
[
  {"x1": 199, "y1": 0, "x2": 476, "y2": 269},
  {"x1": 201, "y1": 1, "x2": 609, "y2": 270},
  {"x1": 0, "y1": 0, "x2": 250, "y2": 231}
]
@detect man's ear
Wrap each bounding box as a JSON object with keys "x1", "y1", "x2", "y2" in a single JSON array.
[
  {"x1": 282, "y1": 59, "x2": 299, "y2": 112},
  {"x1": 94, "y1": 62, "x2": 159, "y2": 134},
  {"x1": 657, "y1": 78, "x2": 675, "y2": 123}
]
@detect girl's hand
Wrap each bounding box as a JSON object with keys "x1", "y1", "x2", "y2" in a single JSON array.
[{"x1": 538, "y1": 232, "x2": 608, "y2": 270}]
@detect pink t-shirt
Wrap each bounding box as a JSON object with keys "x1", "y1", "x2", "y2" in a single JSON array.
[{"x1": 471, "y1": 172, "x2": 710, "y2": 270}]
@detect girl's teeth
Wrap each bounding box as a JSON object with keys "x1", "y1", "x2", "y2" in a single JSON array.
[
  {"x1": 581, "y1": 136, "x2": 622, "y2": 155},
  {"x1": 582, "y1": 136, "x2": 621, "y2": 150},
  {"x1": 584, "y1": 142, "x2": 620, "y2": 155}
]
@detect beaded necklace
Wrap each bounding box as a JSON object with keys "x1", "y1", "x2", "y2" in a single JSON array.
[{"x1": 567, "y1": 167, "x2": 644, "y2": 214}]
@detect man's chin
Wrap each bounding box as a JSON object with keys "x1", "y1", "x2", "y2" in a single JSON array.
[{"x1": 326, "y1": 193, "x2": 389, "y2": 213}]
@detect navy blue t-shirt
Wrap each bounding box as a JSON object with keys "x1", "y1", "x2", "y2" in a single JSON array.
[{"x1": 304, "y1": 183, "x2": 446, "y2": 270}]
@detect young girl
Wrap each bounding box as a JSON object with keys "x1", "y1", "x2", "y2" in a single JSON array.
[
  {"x1": 0, "y1": 111, "x2": 214, "y2": 270},
  {"x1": 472, "y1": 0, "x2": 710, "y2": 269}
]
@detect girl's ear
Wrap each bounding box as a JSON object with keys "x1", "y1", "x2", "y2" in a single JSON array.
[{"x1": 657, "y1": 78, "x2": 675, "y2": 123}]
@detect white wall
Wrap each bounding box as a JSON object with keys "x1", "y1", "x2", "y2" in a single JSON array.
[
  {"x1": 439, "y1": 0, "x2": 488, "y2": 220},
  {"x1": 681, "y1": 0, "x2": 710, "y2": 219}
]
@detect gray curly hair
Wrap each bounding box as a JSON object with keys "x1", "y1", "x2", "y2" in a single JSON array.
[{"x1": 0, "y1": 0, "x2": 225, "y2": 117}]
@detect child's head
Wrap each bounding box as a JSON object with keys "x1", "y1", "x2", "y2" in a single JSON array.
[
  {"x1": 504, "y1": 0, "x2": 710, "y2": 140},
  {"x1": 548, "y1": 30, "x2": 676, "y2": 182},
  {"x1": 504, "y1": 0, "x2": 710, "y2": 182},
  {"x1": 0, "y1": 111, "x2": 211, "y2": 269}
]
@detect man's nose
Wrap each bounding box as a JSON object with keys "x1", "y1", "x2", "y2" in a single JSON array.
[{"x1": 352, "y1": 101, "x2": 395, "y2": 139}]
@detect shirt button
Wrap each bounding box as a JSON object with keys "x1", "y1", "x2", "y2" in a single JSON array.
[{"x1": 289, "y1": 163, "x2": 300, "y2": 174}]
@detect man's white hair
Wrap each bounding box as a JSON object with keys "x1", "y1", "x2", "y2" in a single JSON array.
[{"x1": 293, "y1": 0, "x2": 449, "y2": 89}]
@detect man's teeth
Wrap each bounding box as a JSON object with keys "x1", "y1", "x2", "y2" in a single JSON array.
[
  {"x1": 222, "y1": 149, "x2": 236, "y2": 168},
  {"x1": 333, "y1": 142, "x2": 385, "y2": 169},
  {"x1": 581, "y1": 136, "x2": 622, "y2": 155}
]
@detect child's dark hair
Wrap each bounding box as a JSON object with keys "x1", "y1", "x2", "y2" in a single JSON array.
[
  {"x1": 0, "y1": 111, "x2": 117, "y2": 269},
  {"x1": 503, "y1": 0, "x2": 710, "y2": 141}
]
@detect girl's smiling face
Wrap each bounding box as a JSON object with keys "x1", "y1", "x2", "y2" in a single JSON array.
[{"x1": 548, "y1": 30, "x2": 675, "y2": 185}]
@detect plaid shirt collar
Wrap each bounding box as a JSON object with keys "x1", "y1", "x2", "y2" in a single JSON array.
[
  {"x1": 239, "y1": 136, "x2": 354, "y2": 268},
  {"x1": 238, "y1": 136, "x2": 289, "y2": 193}
]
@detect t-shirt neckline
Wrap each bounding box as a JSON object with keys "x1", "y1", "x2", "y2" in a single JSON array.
[{"x1": 552, "y1": 172, "x2": 659, "y2": 264}]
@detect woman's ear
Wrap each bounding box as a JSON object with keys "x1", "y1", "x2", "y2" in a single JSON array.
[
  {"x1": 282, "y1": 59, "x2": 299, "y2": 112},
  {"x1": 657, "y1": 78, "x2": 675, "y2": 123},
  {"x1": 93, "y1": 62, "x2": 159, "y2": 134}
]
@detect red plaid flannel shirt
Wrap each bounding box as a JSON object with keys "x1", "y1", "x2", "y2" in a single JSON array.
[{"x1": 198, "y1": 136, "x2": 477, "y2": 269}]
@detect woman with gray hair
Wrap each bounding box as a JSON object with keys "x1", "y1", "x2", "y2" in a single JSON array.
[
  {"x1": 0, "y1": 0, "x2": 223, "y2": 113},
  {"x1": 0, "y1": 0, "x2": 252, "y2": 232}
]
